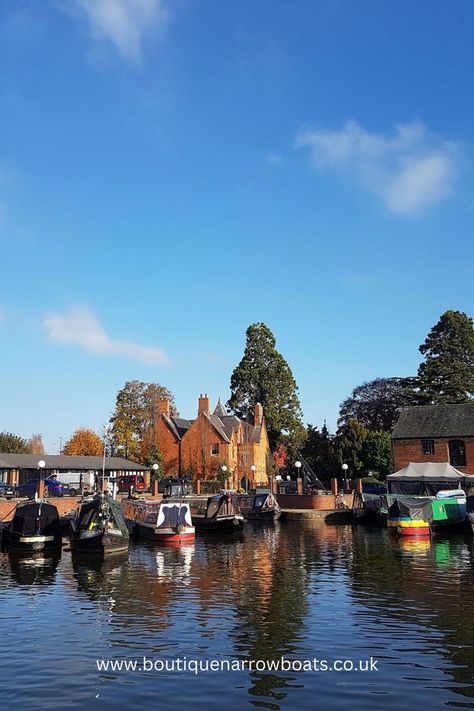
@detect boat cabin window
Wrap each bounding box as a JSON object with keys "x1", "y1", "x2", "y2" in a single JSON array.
[
  {"x1": 449, "y1": 440, "x2": 466, "y2": 467},
  {"x1": 421, "y1": 439, "x2": 435, "y2": 455}
]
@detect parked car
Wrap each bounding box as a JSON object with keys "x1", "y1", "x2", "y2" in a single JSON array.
[
  {"x1": 117, "y1": 474, "x2": 147, "y2": 494},
  {"x1": 55, "y1": 471, "x2": 95, "y2": 496},
  {"x1": 0, "y1": 482, "x2": 15, "y2": 499},
  {"x1": 15, "y1": 477, "x2": 67, "y2": 498}
]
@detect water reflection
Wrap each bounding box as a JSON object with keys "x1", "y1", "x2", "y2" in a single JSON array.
[
  {"x1": 8, "y1": 551, "x2": 61, "y2": 586},
  {"x1": 1, "y1": 523, "x2": 474, "y2": 709}
]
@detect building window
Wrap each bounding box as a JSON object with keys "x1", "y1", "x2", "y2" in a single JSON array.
[
  {"x1": 449, "y1": 440, "x2": 466, "y2": 467},
  {"x1": 421, "y1": 439, "x2": 435, "y2": 455},
  {"x1": 211, "y1": 444, "x2": 219, "y2": 456}
]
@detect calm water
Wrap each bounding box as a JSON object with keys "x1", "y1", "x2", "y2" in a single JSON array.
[{"x1": 1, "y1": 521, "x2": 474, "y2": 710}]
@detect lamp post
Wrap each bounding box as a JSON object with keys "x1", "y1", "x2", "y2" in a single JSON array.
[
  {"x1": 150, "y1": 462, "x2": 159, "y2": 498},
  {"x1": 37, "y1": 459, "x2": 46, "y2": 500},
  {"x1": 250, "y1": 464, "x2": 256, "y2": 493},
  {"x1": 275, "y1": 473, "x2": 282, "y2": 494},
  {"x1": 221, "y1": 464, "x2": 228, "y2": 490},
  {"x1": 342, "y1": 463, "x2": 349, "y2": 491}
]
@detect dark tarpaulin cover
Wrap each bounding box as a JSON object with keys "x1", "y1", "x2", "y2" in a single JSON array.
[
  {"x1": 10, "y1": 502, "x2": 61, "y2": 537},
  {"x1": 388, "y1": 497, "x2": 433, "y2": 522},
  {"x1": 77, "y1": 495, "x2": 129, "y2": 537},
  {"x1": 389, "y1": 480, "x2": 461, "y2": 496}
]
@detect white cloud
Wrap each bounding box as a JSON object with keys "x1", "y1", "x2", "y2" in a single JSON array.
[
  {"x1": 295, "y1": 120, "x2": 460, "y2": 217},
  {"x1": 67, "y1": 0, "x2": 168, "y2": 62},
  {"x1": 43, "y1": 306, "x2": 169, "y2": 366}
]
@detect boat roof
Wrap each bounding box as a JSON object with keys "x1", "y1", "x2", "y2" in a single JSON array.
[{"x1": 387, "y1": 462, "x2": 466, "y2": 481}]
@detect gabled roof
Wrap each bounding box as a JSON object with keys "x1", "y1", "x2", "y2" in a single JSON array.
[
  {"x1": 0, "y1": 454, "x2": 148, "y2": 471},
  {"x1": 393, "y1": 404, "x2": 474, "y2": 439}
]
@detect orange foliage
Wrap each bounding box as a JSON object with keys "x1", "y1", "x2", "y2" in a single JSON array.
[{"x1": 63, "y1": 428, "x2": 103, "y2": 456}]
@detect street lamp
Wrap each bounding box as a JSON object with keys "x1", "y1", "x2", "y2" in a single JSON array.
[
  {"x1": 295, "y1": 460, "x2": 302, "y2": 480},
  {"x1": 342, "y1": 463, "x2": 349, "y2": 490}
]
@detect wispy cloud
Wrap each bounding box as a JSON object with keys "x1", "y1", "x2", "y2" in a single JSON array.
[
  {"x1": 295, "y1": 120, "x2": 460, "y2": 217},
  {"x1": 64, "y1": 0, "x2": 168, "y2": 63},
  {"x1": 43, "y1": 306, "x2": 169, "y2": 366},
  {"x1": 266, "y1": 152, "x2": 283, "y2": 166}
]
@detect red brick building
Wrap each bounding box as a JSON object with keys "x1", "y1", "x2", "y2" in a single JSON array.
[
  {"x1": 156, "y1": 394, "x2": 270, "y2": 488},
  {"x1": 392, "y1": 404, "x2": 474, "y2": 475}
]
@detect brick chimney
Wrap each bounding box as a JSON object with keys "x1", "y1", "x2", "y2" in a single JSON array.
[
  {"x1": 255, "y1": 402, "x2": 263, "y2": 427},
  {"x1": 158, "y1": 399, "x2": 170, "y2": 417},
  {"x1": 198, "y1": 393, "x2": 210, "y2": 415}
]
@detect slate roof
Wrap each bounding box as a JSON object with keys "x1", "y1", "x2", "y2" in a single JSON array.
[
  {"x1": 162, "y1": 407, "x2": 263, "y2": 444},
  {"x1": 0, "y1": 454, "x2": 148, "y2": 471},
  {"x1": 392, "y1": 404, "x2": 474, "y2": 439},
  {"x1": 213, "y1": 399, "x2": 228, "y2": 418}
]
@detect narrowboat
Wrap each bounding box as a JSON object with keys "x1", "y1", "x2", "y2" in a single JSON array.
[
  {"x1": 386, "y1": 463, "x2": 470, "y2": 536},
  {"x1": 0, "y1": 500, "x2": 62, "y2": 554},
  {"x1": 190, "y1": 492, "x2": 244, "y2": 532},
  {"x1": 236, "y1": 490, "x2": 281, "y2": 521},
  {"x1": 69, "y1": 494, "x2": 130, "y2": 555},
  {"x1": 122, "y1": 498, "x2": 195, "y2": 543}
]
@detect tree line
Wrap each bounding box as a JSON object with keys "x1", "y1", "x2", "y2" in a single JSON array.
[{"x1": 2, "y1": 309, "x2": 473, "y2": 482}]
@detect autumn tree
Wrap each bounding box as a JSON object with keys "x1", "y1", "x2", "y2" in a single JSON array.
[
  {"x1": 418, "y1": 310, "x2": 474, "y2": 403},
  {"x1": 63, "y1": 428, "x2": 104, "y2": 456},
  {"x1": 110, "y1": 380, "x2": 176, "y2": 461},
  {"x1": 227, "y1": 323, "x2": 306, "y2": 455},
  {"x1": 0, "y1": 431, "x2": 30, "y2": 453},
  {"x1": 27, "y1": 433, "x2": 45, "y2": 456}
]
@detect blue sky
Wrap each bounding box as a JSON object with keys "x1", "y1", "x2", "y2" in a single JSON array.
[{"x1": 1, "y1": 0, "x2": 474, "y2": 452}]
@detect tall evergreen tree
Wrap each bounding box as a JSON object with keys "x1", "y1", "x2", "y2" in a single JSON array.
[
  {"x1": 227, "y1": 323, "x2": 305, "y2": 453},
  {"x1": 418, "y1": 310, "x2": 474, "y2": 403}
]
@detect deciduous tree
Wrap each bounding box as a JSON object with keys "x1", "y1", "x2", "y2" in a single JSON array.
[
  {"x1": 338, "y1": 377, "x2": 421, "y2": 432},
  {"x1": 0, "y1": 431, "x2": 30, "y2": 453},
  {"x1": 227, "y1": 323, "x2": 305, "y2": 454},
  {"x1": 110, "y1": 380, "x2": 176, "y2": 461},
  {"x1": 418, "y1": 310, "x2": 474, "y2": 403},
  {"x1": 27, "y1": 433, "x2": 45, "y2": 456},
  {"x1": 63, "y1": 428, "x2": 103, "y2": 456}
]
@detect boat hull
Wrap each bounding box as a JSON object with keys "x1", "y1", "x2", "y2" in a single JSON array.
[
  {"x1": 388, "y1": 518, "x2": 430, "y2": 536},
  {"x1": 70, "y1": 530, "x2": 129, "y2": 555},
  {"x1": 1, "y1": 530, "x2": 62, "y2": 554},
  {"x1": 134, "y1": 521, "x2": 195, "y2": 543},
  {"x1": 192, "y1": 515, "x2": 244, "y2": 532}
]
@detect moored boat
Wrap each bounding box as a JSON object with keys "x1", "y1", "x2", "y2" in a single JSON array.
[
  {"x1": 70, "y1": 494, "x2": 130, "y2": 555},
  {"x1": 236, "y1": 490, "x2": 281, "y2": 521},
  {"x1": 386, "y1": 463, "x2": 470, "y2": 536},
  {"x1": 190, "y1": 492, "x2": 244, "y2": 533},
  {"x1": 122, "y1": 498, "x2": 195, "y2": 543},
  {"x1": 0, "y1": 500, "x2": 62, "y2": 554}
]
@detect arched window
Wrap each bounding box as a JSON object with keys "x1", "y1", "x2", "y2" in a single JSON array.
[{"x1": 449, "y1": 440, "x2": 466, "y2": 467}]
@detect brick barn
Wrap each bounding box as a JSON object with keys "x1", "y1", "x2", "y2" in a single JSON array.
[
  {"x1": 392, "y1": 404, "x2": 474, "y2": 475},
  {"x1": 156, "y1": 394, "x2": 270, "y2": 489}
]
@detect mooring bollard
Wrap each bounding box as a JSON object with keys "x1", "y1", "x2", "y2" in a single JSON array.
[
  {"x1": 196, "y1": 479, "x2": 201, "y2": 496},
  {"x1": 151, "y1": 480, "x2": 159, "y2": 498},
  {"x1": 36, "y1": 479, "x2": 45, "y2": 500},
  {"x1": 297, "y1": 477, "x2": 303, "y2": 495},
  {"x1": 356, "y1": 478, "x2": 363, "y2": 494},
  {"x1": 331, "y1": 478, "x2": 338, "y2": 496}
]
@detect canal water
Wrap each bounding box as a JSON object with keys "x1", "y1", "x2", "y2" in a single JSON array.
[{"x1": 1, "y1": 521, "x2": 473, "y2": 710}]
